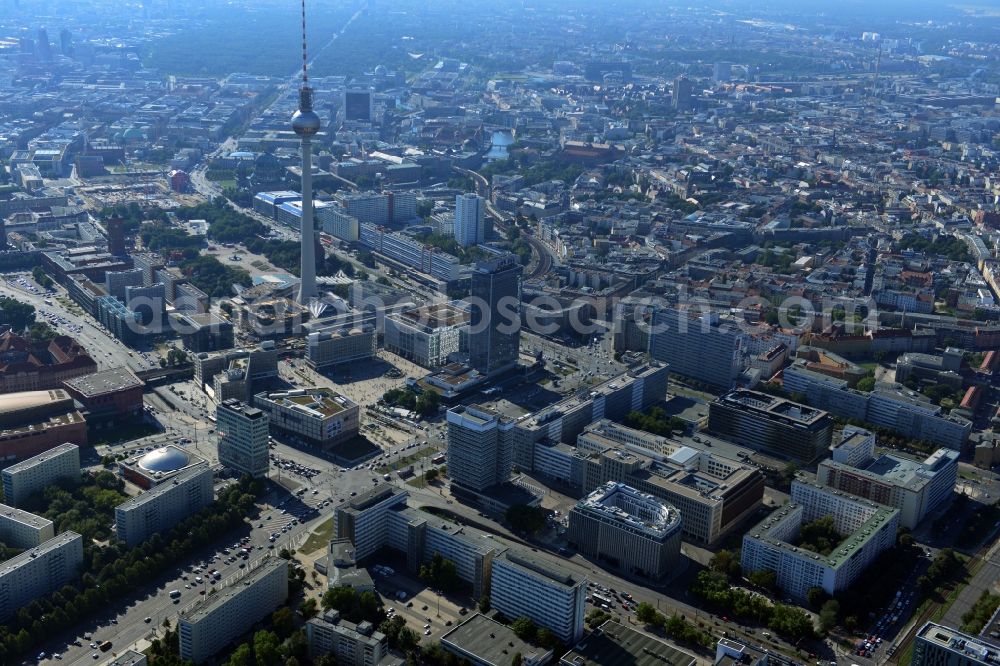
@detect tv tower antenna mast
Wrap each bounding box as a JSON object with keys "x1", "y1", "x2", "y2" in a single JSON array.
[{"x1": 292, "y1": 0, "x2": 319, "y2": 305}]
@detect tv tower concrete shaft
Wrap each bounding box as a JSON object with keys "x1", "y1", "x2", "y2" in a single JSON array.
[{"x1": 292, "y1": 0, "x2": 319, "y2": 304}]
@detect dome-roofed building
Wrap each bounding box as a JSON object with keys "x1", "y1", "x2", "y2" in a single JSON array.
[
  {"x1": 138, "y1": 446, "x2": 191, "y2": 473},
  {"x1": 121, "y1": 444, "x2": 206, "y2": 489}
]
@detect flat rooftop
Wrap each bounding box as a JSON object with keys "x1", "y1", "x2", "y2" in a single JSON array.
[
  {"x1": 559, "y1": 620, "x2": 697, "y2": 666},
  {"x1": 0, "y1": 503, "x2": 52, "y2": 530},
  {"x1": 64, "y1": 367, "x2": 143, "y2": 398},
  {"x1": 258, "y1": 388, "x2": 356, "y2": 417},
  {"x1": 0, "y1": 531, "x2": 81, "y2": 577},
  {"x1": 717, "y1": 389, "x2": 829, "y2": 427},
  {"x1": 917, "y1": 622, "x2": 1000, "y2": 661},
  {"x1": 441, "y1": 614, "x2": 547, "y2": 665},
  {"x1": 748, "y1": 482, "x2": 899, "y2": 569},
  {"x1": 116, "y1": 463, "x2": 210, "y2": 510},
  {"x1": 2, "y1": 442, "x2": 79, "y2": 474},
  {"x1": 575, "y1": 482, "x2": 680, "y2": 538},
  {"x1": 182, "y1": 557, "x2": 287, "y2": 624},
  {"x1": 500, "y1": 550, "x2": 580, "y2": 589},
  {"x1": 391, "y1": 301, "x2": 469, "y2": 333}
]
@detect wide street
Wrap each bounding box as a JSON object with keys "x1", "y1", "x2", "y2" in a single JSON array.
[{"x1": 0, "y1": 276, "x2": 158, "y2": 375}]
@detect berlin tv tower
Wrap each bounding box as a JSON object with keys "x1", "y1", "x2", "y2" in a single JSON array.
[{"x1": 292, "y1": 0, "x2": 319, "y2": 305}]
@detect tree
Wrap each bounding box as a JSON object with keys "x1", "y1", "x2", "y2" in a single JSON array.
[
  {"x1": 511, "y1": 654, "x2": 523, "y2": 666},
  {"x1": 747, "y1": 569, "x2": 778, "y2": 592},
  {"x1": 478, "y1": 595, "x2": 491, "y2": 612},
  {"x1": 709, "y1": 549, "x2": 741, "y2": 579},
  {"x1": 819, "y1": 599, "x2": 840, "y2": 633},
  {"x1": 358, "y1": 590, "x2": 381, "y2": 623},
  {"x1": 0, "y1": 297, "x2": 35, "y2": 331},
  {"x1": 414, "y1": 390, "x2": 440, "y2": 417},
  {"x1": 299, "y1": 598, "x2": 318, "y2": 619},
  {"x1": 419, "y1": 553, "x2": 460, "y2": 593},
  {"x1": 26, "y1": 322, "x2": 57, "y2": 344},
  {"x1": 253, "y1": 630, "x2": 282, "y2": 666},
  {"x1": 511, "y1": 617, "x2": 538, "y2": 643},
  {"x1": 225, "y1": 643, "x2": 252, "y2": 666},
  {"x1": 635, "y1": 602, "x2": 658, "y2": 625},
  {"x1": 322, "y1": 586, "x2": 357, "y2": 613},
  {"x1": 272, "y1": 606, "x2": 295, "y2": 638},
  {"x1": 424, "y1": 468, "x2": 440, "y2": 483},
  {"x1": 31, "y1": 265, "x2": 53, "y2": 289},
  {"x1": 806, "y1": 586, "x2": 828, "y2": 609}
]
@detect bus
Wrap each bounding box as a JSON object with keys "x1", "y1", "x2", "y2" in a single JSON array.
[{"x1": 591, "y1": 593, "x2": 614, "y2": 608}]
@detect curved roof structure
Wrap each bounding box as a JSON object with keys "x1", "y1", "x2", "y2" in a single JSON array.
[{"x1": 138, "y1": 446, "x2": 191, "y2": 473}]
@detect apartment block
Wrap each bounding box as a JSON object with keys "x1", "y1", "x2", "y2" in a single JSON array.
[
  {"x1": 741, "y1": 479, "x2": 899, "y2": 601},
  {"x1": 817, "y1": 437, "x2": 957, "y2": 529},
  {"x1": 783, "y1": 363, "x2": 971, "y2": 450},
  {"x1": 306, "y1": 610, "x2": 391, "y2": 666},
  {"x1": 178, "y1": 557, "x2": 289, "y2": 664},
  {"x1": 114, "y1": 463, "x2": 214, "y2": 547},
  {"x1": 1, "y1": 442, "x2": 80, "y2": 506},
  {"x1": 0, "y1": 504, "x2": 54, "y2": 548},
  {"x1": 0, "y1": 531, "x2": 83, "y2": 620},
  {"x1": 512, "y1": 363, "x2": 670, "y2": 471},
  {"x1": 649, "y1": 307, "x2": 747, "y2": 390}
]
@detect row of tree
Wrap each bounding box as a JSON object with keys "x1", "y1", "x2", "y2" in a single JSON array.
[
  {"x1": 0, "y1": 478, "x2": 260, "y2": 661},
  {"x1": 692, "y1": 569, "x2": 816, "y2": 641},
  {"x1": 634, "y1": 603, "x2": 714, "y2": 648}
]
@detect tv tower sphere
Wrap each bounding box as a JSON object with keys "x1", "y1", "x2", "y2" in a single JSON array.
[{"x1": 291, "y1": 96, "x2": 321, "y2": 136}]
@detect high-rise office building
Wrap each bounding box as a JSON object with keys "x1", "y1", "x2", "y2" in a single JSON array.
[
  {"x1": 454, "y1": 193, "x2": 485, "y2": 247},
  {"x1": 216, "y1": 399, "x2": 269, "y2": 478},
  {"x1": 490, "y1": 550, "x2": 587, "y2": 644},
  {"x1": 36, "y1": 28, "x2": 52, "y2": 62},
  {"x1": 708, "y1": 390, "x2": 833, "y2": 463},
  {"x1": 106, "y1": 216, "x2": 126, "y2": 257},
  {"x1": 673, "y1": 75, "x2": 693, "y2": 110},
  {"x1": 648, "y1": 307, "x2": 746, "y2": 390},
  {"x1": 468, "y1": 253, "x2": 522, "y2": 375},
  {"x1": 567, "y1": 482, "x2": 683, "y2": 580},
  {"x1": 59, "y1": 29, "x2": 72, "y2": 57},
  {"x1": 344, "y1": 89, "x2": 374, "y2": 122},
  {"x1": 713, "y1": 62, "x2": 733, "y2": 82},
  {"x1": 446, "y1": 405, "x2": 514, "y2": 493}
]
